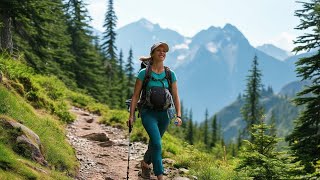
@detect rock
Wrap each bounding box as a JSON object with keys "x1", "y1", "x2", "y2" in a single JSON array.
[
  {"x1": 0, "y1": 116, "x2": 47, "y2": 166},
  {"x1": 163, "y1": 158, "x2": 175, "y2": 165},
  {"x1": 97, "y1": 161, "x2": 106, "y2": 166},
  {"x1": 85, "y1": 117, "x2": 94, "y2": 123},
  {"x1": 173, "y1": 177, "x2": 190, "y2": 180},
  {"x1": 81, "y1": 133, "x2": 109, "y2": 142},
  {"x1": 16, "y1": 135, "x2": 47, "y2": 166},
  {"x1": 179, "y1": 168, "x2": 189, "y2": 174},
  {"x1": 81, "y1": 112, "x2": 91, "y2": 116},
  {"x1": 105, "y1": 176, "x2": 114, "y2": 180},
  {"x1": 100, "y1": 154, "x2": 110, "y2": 157},
  {"x1": 191, "y1": 175, "x2": 198, "y2": 180},
  {"x1": 98, "y1": 140, "x2": 114, "y2": 147}
]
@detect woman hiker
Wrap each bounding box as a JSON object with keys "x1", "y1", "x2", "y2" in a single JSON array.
[{"x1": 127, "y1": 42, "x2": 182, "y2": 180}]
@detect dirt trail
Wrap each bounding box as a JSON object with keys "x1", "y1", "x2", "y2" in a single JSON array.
[{"x1": 66, "y1": 107, "x2": 190, "y2": 180}]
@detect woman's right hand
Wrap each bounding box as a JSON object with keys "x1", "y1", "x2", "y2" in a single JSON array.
[{"x1": 127, "y1": 116, "x2": 134, "y2": 128}]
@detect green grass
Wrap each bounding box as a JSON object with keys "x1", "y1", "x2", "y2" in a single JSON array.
[
  {"x1": 0, "y1": 144, "x2": 73, "y2": 180},
  {"x1": 0, "y1": 86, "x2": 78, "y2": 179},
  {"x1": 0, "y1": 52, "x2": 113, "y2": 179}
]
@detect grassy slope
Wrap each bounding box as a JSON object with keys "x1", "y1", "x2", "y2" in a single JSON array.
[
  {"x1": 0, "y1": 85, "x2": 77, "y2": 179},
  {"x1": 0, "y1": 56, "x2": 97, "y2": 179}
]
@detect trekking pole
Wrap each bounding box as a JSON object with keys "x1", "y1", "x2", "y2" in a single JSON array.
[{"x1": 126, "y1": 122, "x2": 133, "y2": 180}]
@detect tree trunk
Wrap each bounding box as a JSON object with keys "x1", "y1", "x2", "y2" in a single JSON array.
[{"x1": 0, "y1": 10, "x2": 13, "y2": 54}]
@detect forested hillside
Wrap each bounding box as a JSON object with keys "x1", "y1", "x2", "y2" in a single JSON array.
[
  {"x1": 0, "y1": 0, "x2": 134, "y2": 109},
  {"x1": 215, "y1": 84, "x2": 304, "y2": 142}
]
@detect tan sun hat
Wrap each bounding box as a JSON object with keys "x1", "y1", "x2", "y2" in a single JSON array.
[
  {"x1": 140, "y1": 42, "x2": 169, "y2": 61},
  {"x1": 150, "y1": 42, "x2": 169, "y2": 55}
]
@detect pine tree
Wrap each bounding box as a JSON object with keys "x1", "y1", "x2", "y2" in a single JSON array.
[
  {"x1": 125, "y1": 48, "x2": 134, "y2": 98},
  {"x1": 101, "y1": 0, "x2": 118, "y2": 80},
  {"x1": 267, "y1": 86, "x2": 274, "y2": 96},
  {"x1": 241, "y1": 55, "x2": 264, "y2": 141},
  {"x1": 203, "y1": 109, "x2": 209, "y2": 147},
  {"x1": 65, "y1": 0, "x2": 107, "y2": 101},
  {"x1": 285, "y1": 0, "x2": 320, "y2": 174},
  {"x1": 210, "y1": 114, "x2": 218, "y2": 148},
  {"x1": 269, "y1": 110, "x2": 277, "y2": 137},
  {"x1": 118, "y1": 49, "x2": 124, "y2": 78},
  {"x1": 102, "y1": 0, "x2": 117, "y2": 60},
  {"x1": 231, "y1": 143, "x2": 237, "y2": 157},
  {"x1": 236, "y1": 118, "x2": 293, "y2": 179},
  {"x1": 237, "y1": 93, "x2": 242, "y2": 100},
  {"x1": 5, "y1": 0, "x2": 77, "y2": 87},
  {"x1": 186, "y1": 109, "x2": 194, "y2": 145},
  {"x1": 118, "y1": 49, "x2": 126, "y2": 108},
  {"x1": 180, "y1": 100, "x2": 187, "y2": 129},
  {"x1": 100, "y1": 0, "x2": 121, "y2": 108},
  {"x1": 237, "y1": 129, "x2": 243, "y2": 150}
]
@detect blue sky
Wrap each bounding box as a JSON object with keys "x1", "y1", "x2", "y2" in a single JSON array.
[{"x1": 86, "y1": 0, "x2": 303, "y2": 52}]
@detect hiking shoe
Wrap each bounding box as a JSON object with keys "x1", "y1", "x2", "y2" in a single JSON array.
[{"x1": 140, "y1": 161, "x2": 151, "y2": 179}]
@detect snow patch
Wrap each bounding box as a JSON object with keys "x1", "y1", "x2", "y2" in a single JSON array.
[
  {"x1": 172, "y1": 39, "x2": 192, "y2": 51},
  {"x1": 206, "y1": 42, "x2": 218, "y2": 53},
  {"x1": 173, "y1": 43, "x2": 189, "y2": 50}
]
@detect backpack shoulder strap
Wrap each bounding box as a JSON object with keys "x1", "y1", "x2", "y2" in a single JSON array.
[
  {"x1": 142, "y1": 65, "x2": 152, "y2": 91},
  {"x1": 164, "y1": 66, "x2": 172, "y2": 93}
]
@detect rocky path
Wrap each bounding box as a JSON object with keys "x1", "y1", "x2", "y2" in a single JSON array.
[{"x1": 66, "y1": 107, "x2": 191, "y2": 180}]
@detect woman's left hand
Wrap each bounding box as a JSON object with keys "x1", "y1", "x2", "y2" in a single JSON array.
[{"x1": 175, "y1": 117, "x2": 182, "y2": 126}]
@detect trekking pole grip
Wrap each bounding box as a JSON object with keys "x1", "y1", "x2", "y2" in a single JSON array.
[{"x1": 129, "y1": 124, "x2": 132, "y2": 133}]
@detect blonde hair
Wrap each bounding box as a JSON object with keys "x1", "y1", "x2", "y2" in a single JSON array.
[{"x1": 139, "y1": 56, "x2": 152, "y2": 61}]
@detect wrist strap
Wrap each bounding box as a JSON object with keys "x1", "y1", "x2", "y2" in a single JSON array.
[{"x1": 177, "y1": 115, "x2": 182, "y2": 119}]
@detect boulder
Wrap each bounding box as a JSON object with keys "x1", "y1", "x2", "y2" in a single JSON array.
[
  {"x1": 0, "y1": 116, "x2": 48, "y2": 166},
  {"x1": 81, "y1": 133, "x2": 109, "y2": 142},
  {"x1": 85, "y1": 117, "x2": 94, "y2": 123}
]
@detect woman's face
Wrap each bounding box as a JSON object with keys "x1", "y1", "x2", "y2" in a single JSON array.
[{"x1": 152, "y1": 45, "x2": 167, "y2": 62}]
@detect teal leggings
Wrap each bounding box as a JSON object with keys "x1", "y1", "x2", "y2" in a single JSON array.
[{"x1": 141, "y1": 108, "x2": 170, "y2": 176}]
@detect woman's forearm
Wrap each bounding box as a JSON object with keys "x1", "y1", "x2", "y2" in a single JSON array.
[
  {"x1": 129, "y1": 95, "x2": 138, "y2": 118},
  {"x1": 129, "y1": 79, "x2": 143, "y2": 119},
  {"x1": 173, "y1": 95, "x2": 181, "y2": 117}
]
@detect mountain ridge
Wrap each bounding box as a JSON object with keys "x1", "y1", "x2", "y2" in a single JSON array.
[
  {"x1": 113, "y1": 18, "x2": 301, "y2": 122},
  {"x1": 257, "y1": 44, "x2": 292, "y2": 60}
]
